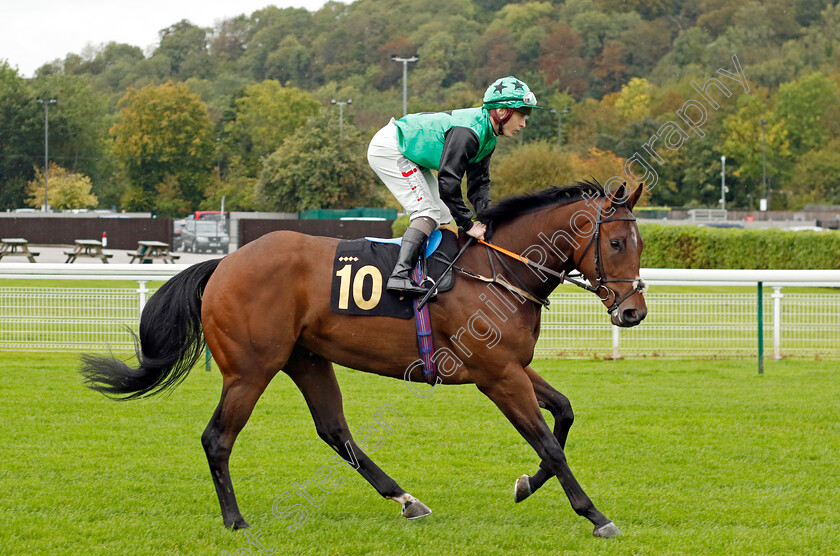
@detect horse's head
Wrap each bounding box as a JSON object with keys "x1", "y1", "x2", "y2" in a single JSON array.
[{"x1": 571, "y1": 183, "x2": 647, "y2": 327}]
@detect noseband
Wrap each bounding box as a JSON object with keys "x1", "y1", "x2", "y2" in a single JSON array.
[{"x1": 572, "y1": 200, "x2": 646, "y2": 314}]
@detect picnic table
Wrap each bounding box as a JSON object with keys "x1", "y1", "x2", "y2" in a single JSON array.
[
  {"x1": 64, "y1": 239, "x2": 113, "y2": 263},
  {"x1": 128, "y1": 240, "x2": 180, "y2": 264},
  {"x1": 0, "y1": 238, "x2": 39, "y2": 263}
]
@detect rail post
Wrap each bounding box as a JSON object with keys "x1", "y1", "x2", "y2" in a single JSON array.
[
  {"x1": 137, "y1": 280, "x2": 148, "y2": 309},
  {"x1": 757, "y1": 281, "x2": 764, "y2": 375},
  {"x1": 612, "y1": 325, "x2": 620, "y2": 359},
  {"x1": 772, "y1": 286, "x2": 783, "y2": 359}
]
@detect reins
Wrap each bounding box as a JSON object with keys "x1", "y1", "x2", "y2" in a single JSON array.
[{"x1": 455, "y1": 199, "x2": 646, "y2": 314}]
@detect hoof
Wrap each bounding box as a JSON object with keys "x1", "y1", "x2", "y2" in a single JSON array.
[
  {"x1": 401, "y1": 498, "x2": 432, "y2": 520},
  {"x1": 514, "y1": 474, "x2": 531, "y2": 503},
  {"x1": 593, "y1": 522, "x2": 622, "y2": 538},
  {"x1": 226, "y1": 518, "x2": 250, "y2": 530}
]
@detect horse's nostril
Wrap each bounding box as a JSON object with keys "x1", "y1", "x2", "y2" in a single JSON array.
[{"x1": 623, "y1": 308, "x2": 642, "y2": 323}]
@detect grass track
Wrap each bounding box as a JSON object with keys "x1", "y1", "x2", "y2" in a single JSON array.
[{"x1": 1, "y1": 354, "x2": 838, "y2": 555}]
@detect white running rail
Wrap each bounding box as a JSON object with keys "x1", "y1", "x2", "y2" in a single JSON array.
[{"x1": 1, "y1": 265, "x2": 839, "y2": 358}]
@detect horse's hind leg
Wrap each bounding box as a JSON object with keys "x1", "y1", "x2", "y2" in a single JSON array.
[
  {"x1": 284, "y1": 346, "x2": 431, "y2": 519},
  {"x1": 515, "y1": 365, "x2": 574, "y2": 503},
  {"x1": 202, "y1": 372, "x2": 273, "y2": 529}
]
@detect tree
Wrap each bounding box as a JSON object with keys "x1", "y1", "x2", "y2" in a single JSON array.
[
  {"x1": 615, "y1": 77, "x2": 654, "y2": 121},
  {"x1": 593, "y1": 41, "x2": 629, "y2": 94},
  {"x1": 257, "y1": 111, "x2": 379, "y2": 212},
  {"x1": 722, "y1": 95, "x2": 791, "y2": 197},
  {"x1": 110, "y1": 81, "x2": 215, "y2": 213},
  {"x1": 786, "y1": 139, "x2": 840, "y2": 208},
  {"x1": 775, "y1": 72, "x2": 840, "y2": 155},
  {"x1": 30, "y1": 73, "x2": 111, "y2": 198},
  {"x1": 491, "y1": 142, "x2": 626, "y2": 199},
  {"x1": 537, "y1": 27, "x2": 590, "y2": 98},
  {"x1": 0, "y1": 62, "x2": 40, "y2": 209},
  {"x1": 152, "y1": 20, "x2": 212, "y2": 80},
  {"x1": 26, "y1": 163, "x2": 97, "y2": 209},
  {"x1": 224, "y1": 80, "x2": 320, "y2": 176}
]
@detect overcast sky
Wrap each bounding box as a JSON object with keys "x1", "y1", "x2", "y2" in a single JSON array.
[{"x1": 1, "y1": 0, "x2": 338, "y2": 78}]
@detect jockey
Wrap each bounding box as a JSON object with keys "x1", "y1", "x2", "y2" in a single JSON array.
[{"x1": 367, "y1": 76, "x2": 542, "y2": 296}]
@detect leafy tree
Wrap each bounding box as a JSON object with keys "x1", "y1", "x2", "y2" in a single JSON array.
[
  {"x1": 30, "y1": 73, "x2": 111, "y2": 197},
  {"x1": 619, "y1": 18, "x2": 675, "y2": 77},
  {"x1": 209, "y1": 16, "x2": 249, "y2": 71},
  {"x1": 473, "y1": 28, "x2": 520, "y2": 89},
  {"x1": 110, "y1": 81, "x2": 215, "y2": 213},
  {"x1": 223, "y1": 80, "x2": 320, "y2": 176},
  {"x1": 26, "y1": 163, "x2": 97, "y2": 209},
  {"x1": 256, "y1": 111, "x2": 379, "y2": 212},
  {"x1": 722, "y1": 95, "x2": 790, "y2": 197},
  {"x1": 786, "y1": 139, "x2": 840, "y2": 208},
  {"x1": 537, "y1": 27, "x2": 590, "y2": 98},
  {"x1": 775, "y1": 72, "x2": 839, "y2": 155},
  {"x1": 152, "y1": 20, "x2": 212, "y2": 80},
  {"x1": 593, "y1": 41, "x2": 629, "y2": 93},
  {"x1": 81, "y1": 42, "x2": 147, "y2": 93},
  {"x1": 487, "y1": 2, "x2": 556, "y2": 60},
  {"x1": 615, "y1": 77, "x2": 654, "y2": 121},
  {"x1": 492, "y1": 142, "x2": 626, "y2": 199},
  {"x1": 0, "y1": 62, "x2": 39, "y2": 209},
  {"x1": 201, "y1": 172, "x2": 258, "y2": 212}
]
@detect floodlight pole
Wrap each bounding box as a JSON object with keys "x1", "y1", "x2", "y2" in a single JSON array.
[
  {"x1": 331, "y1": 98, "x2": 352, "y2": 138},
  {"x1": 720, "y1": 155, "x2": 726, "y2": 210},
  {"x1": 36, "y1": 97, "x2": 57, "y2": 211},
  {"x1": 760, "y1": 119, "x2": 768, "y2": 211},
  {"x1": 391, "y1": 55, "x2": 419, "y2": 116}
]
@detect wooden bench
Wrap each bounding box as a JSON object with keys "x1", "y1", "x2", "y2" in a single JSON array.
[
  {"x1": 0, "y1": 238, "x2": 39, "y2": 262},
  {"x1": 130, "y1": 241, "x2": 178, "y2": 263},
  {"x1": 65, "y1": 240, "x2": 113, "y2": 263}
]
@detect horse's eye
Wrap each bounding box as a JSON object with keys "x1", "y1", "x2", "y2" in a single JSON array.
[{"x1": 610, "y1": 239, "x2": 622, "y2": 250}]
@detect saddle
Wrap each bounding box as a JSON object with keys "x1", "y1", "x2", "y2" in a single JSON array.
[{"x1": 330, "y1": 228, "x2": 459, "y2": 319}]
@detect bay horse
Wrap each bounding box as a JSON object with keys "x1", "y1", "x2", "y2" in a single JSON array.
[{"x1": 81, "y1": 180, "x2": 647, "y2": 538}]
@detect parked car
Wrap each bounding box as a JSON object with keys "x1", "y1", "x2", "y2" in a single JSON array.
[
  {"x1": 172, "y1": 219, "x2": 187, "y2": 251},
  {"x1": 182, "y1": 220, "x2": 230, "y2": 254}
]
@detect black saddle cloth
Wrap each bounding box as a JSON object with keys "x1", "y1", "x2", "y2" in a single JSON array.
[{"x1": 329, "y1": 229, "x2": 459, "y2": 319}]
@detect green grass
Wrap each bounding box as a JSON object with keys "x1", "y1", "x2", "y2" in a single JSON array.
[{"x1": 2, "y1": 354, "x2": 839, "y2": 555}]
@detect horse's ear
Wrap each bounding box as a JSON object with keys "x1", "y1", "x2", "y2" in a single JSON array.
[
  {"x1": 610, "y1": 182, "x2": 627, "y2": 204},
  {"x1": 628, "y1": 183, "x2": 644, "y2": 210},
  {"x1": 605, "y1": 182, "x2": 628, "y2": 212}
]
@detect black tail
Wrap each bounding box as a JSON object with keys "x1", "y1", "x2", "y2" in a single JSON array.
[{"x1": 80, "y1": 259, "x2": 222, "y2": 400}]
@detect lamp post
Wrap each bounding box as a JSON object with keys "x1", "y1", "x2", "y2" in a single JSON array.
[
  {"x1": 760, "y1": 119, "x2": 768, "y2": 211},
  {"x1": 549, "y1": 108, "x2": 570, "y2": 149},
  {"x1": 330, "y1": 98, "x2": 352, "y2": 138},
  {"x1": 36, "y1": 97, "x2": 57, "y2": 211},
  {"x1": 390, "y1": 54, "x2": 419, "y2": 116},
  {"x1": 720, "y1": 155, "x2": 726, "y2": 210}
]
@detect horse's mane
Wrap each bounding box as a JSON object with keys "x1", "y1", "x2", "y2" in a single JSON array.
[{"x1": 480, "y1": 179, "x2": 607, "y2": 228}]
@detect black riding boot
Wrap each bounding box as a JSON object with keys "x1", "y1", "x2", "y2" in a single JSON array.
[{"x1": 387, "y1": 227, "x2": 429, "y2": 297}]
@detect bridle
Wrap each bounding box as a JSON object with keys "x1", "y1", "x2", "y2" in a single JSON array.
[
  {"x1": 457, "y1": 198, "x2": 646, "y2": 314},
  {"x1": 571, "y1": 199, "x2": 646, "y2": 315}
]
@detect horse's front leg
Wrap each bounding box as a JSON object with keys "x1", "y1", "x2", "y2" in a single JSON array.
[
  {"x1": 514, "y1": 365, "x2": 574, "y2": 503},
  {"x1": 476, "y1": 364, "x2": 621, "y2": 538}
]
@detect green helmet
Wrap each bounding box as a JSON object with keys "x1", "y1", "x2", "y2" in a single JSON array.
[{"x1": 483, "y1": 76, "x2": 542, "y2": 111}]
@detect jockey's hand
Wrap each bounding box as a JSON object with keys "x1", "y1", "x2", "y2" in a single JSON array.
[{"x1": 466, "y1": 222, "x2": 486, "y2": 241}]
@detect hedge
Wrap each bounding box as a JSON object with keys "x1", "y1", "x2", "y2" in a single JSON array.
[
  {"x1": 391, "y1": 219, "x2": 840, "y2": 269},
  {"x1": 638, "y1": 224, "x2": 840, "y2": 269}
]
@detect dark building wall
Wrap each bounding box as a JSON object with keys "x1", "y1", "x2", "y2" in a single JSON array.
[
  {"x1": 0, "y1": 217, "x2": 172, "y2": 249},
  {"x1": 239, "y1": 219, "x2": 394, "y2": 246}
]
